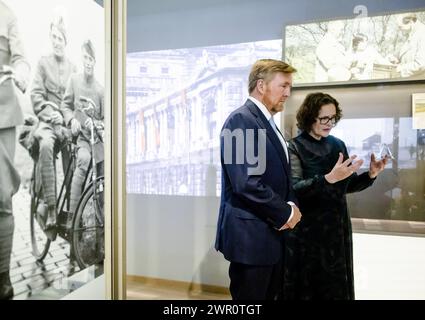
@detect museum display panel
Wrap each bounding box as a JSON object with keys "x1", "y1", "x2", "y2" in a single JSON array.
[
  {"x1": 285, "y1": 10, "x2": 425, "y2": 86},
  {"x1": 285, "y1": 84, "x2": 425, "y2": 236},
  {"x1": 1, "y1": 0, "x2": 106, "y2": 299}
]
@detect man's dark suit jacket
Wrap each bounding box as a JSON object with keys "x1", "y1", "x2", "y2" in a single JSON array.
[{"x1": 215, "y1": 99, "x2": 297, "y2": 266}]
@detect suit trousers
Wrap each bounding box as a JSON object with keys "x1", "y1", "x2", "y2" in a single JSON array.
[
  {"x1": 70, "y1": 139, "x2": 91, "y2": 213},
  {"x1": 34, "y1": 123, "x2": 57, "y2": 207},
  {"x1": 229, "y1": 258, "x2": 283, "y2": 300},
  {"x1": 33, "y1": 122, "x2": 71, "y2": 208}
]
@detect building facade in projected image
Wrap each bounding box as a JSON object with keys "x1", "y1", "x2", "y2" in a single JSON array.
[{"x1": 126, "y1": 40, "x2": 282, "y2": 196}]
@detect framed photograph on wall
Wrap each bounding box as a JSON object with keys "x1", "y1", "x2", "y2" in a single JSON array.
[
  {"x1": 412, "y1": 93, "x2": 425, "y2": 129},
  {"x1": 1, "y1": 0, "x2": 106, "y2": 300},
  {"x1": 283, "y1": 9, "x2": 425, "y2": 87}
]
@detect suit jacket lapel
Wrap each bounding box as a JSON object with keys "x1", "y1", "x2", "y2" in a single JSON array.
[{"x1": 245, "y1": 100, "x2": 290, "y2": 175}]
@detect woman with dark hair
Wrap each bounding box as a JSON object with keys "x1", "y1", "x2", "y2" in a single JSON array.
[{"x1": 282, "y1": 92, "x2": 388, "y2": 300}]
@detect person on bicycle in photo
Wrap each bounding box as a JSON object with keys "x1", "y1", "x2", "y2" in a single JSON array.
[
  {"x1": 0, "y1": 0, "x2": 30, "y2": 300},
  {"x1": 61, "y1": 39, "x2": 104, "y2": 225},
  {"x1": 30, "y1": 15, "x2": 76, "y2": 233}
]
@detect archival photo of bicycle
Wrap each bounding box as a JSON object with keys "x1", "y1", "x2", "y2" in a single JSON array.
[{"x1": 0, "y1": 0, "x2": 105, "y2": 300}]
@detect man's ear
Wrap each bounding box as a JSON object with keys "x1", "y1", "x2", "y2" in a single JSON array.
[{"x1": 257, "y1": 79, "x2": 265, "y2": 94}]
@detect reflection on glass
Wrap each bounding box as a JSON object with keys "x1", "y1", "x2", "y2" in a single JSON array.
[
  {"x1": 333, "y1": 117, "x2": 425, "y2": 228},
  {"x1": 379, "y1": 143, "x2": 395, "y2": 161},
  {"x1": 332, "y1": 118, "x2": 394, "y2": 169}
]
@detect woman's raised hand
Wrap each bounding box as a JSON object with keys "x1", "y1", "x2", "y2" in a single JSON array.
[{"x1": 325, "y1": 152, "x2": 364, "y2": 184}]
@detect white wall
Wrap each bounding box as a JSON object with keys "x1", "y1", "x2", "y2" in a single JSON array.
[
  {"x1": 127, "y1": 195, "x2": 229, "y2": 288},
  {"x1": 127, "y1": 0, "x2": 425, "y2": 52},
  {"x1": 127, "y1": 196, "x2": 425, "y2": 299},
  {"x1": 354, "y1": 233, "x2": 425, "y2": 300}
]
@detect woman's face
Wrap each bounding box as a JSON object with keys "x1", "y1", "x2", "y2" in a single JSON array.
[{"x1": 309, "y1": 103, "x2": 337, "y2": 140}]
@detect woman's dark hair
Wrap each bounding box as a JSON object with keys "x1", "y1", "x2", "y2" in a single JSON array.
[{"x1": 296, "y1": 92, "x2": 342, "y2": 132}]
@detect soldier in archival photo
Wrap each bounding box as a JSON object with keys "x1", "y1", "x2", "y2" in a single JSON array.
[
  {"x1": 30, "y1": 15, "x2": 77, "y2": 234},
  {"x1": 0, "y1": 0, "x2": 30, "y2": 300},
  {"x1": 389, "y1": 13, "x2": 425, "y2": 79},
  {"x1": 315, "y1": 20, "x2": 352, "y2": 82},
  {"x1": 61, "y1": 39, "x2": 104, "y2": 220}
]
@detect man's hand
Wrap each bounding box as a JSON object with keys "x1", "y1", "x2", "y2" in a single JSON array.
[
  {"x1": 14, "y1": 76, "x2": 27, "y2": 93},
  {"x1": 84, "y1": 118, "x2": 93, "y2": 131},
  {"x1": 386, "y1": 54, "x2": 399, "y2": 64},
  {"x1": 50, "y1": 111, "x2": 63, "y2": 125},
  {"x1": 287, "y1": 204, "x2": 302, "y2": 229},
  {"x1": 70, "y1": 118, "x2": 81, "y2": 136},
  {"x1": 14, "y1": 63, "x2": 30, "y2": 93},
  {"x1": 81, "y1": 97, "x2": 96, "y2": 117},
  {"x1": 95, "y1": 121, "x2": 104, "y2": 131},
  {"x1": 325, "y1": 152, "x2": 363, "y2": 184},
  {"x1": 280, "y1": 204, "x2": 302, "y2": 230}
]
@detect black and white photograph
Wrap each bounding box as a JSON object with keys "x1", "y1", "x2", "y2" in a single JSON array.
[
  {"x1": 285, "y1": 10, "x2": 425, "y2": 85},
  {"x1": 0, "y1": 0, "x2": 104, "y2": 300}
]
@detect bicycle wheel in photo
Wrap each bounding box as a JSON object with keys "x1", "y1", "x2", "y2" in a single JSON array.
[
  {"x1": 30, "y1": 163, "x2": 51, "y2": 261},
  {"x1": 72, "y1": 177, "x2": 105, "y2": 269}
]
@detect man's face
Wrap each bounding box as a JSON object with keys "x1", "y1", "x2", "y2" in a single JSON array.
[
  {"x1": 82, "y1": 48, "x2": 95, "y2": 77},
  {"x1": 398, "y1": 15, "x2": 414, "y2": 33},
  {"x1": 50, "y1": 25, "x2": 66, "y2": 58},
  {"x1": 261, "y1": 72, "x2": 292, "y2": 115},
  {"x1": 401, "y1": 20, "x2": 413, "y2": 32},
  {"x1": 357, "y1": 39, "x2": 367, "y2": 51}
]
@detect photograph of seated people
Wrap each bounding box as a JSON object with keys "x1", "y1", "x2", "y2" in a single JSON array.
[
  {"x1": 349, "y1": 33, "x2": 390, "y2": 80},
  {"x1": 313, "y1": 12, "x2": 425, "y2": 82},
  {"x1": 282, "y1": 92, "x2": 389, "y2": 300},
  {"x1": 388, "y1": 12, "x2": 425, "y2": 79},
  {"x1": 215, "y1": 59, "x2": 302, "y2": 300}
]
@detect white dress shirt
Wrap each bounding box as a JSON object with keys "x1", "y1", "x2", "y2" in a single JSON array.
[
  {"x1": 248, "y1": 96, "x2": 289, "y2": 162},
  {"x1": 248, "y1": 96, "x2": 294, "y2": 227}
]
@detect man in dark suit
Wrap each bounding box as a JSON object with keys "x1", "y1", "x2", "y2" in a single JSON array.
[
  {"x1": 0, "y1": 0, "x2": 30, "y2": 299},
  {"x1": 215, "y1": 59, "x2": 302, "y2": 300}
]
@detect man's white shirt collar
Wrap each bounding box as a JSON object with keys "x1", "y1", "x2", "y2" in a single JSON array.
[
  {"x1": 248, "y1": 96, "x2": 289, "y2": 151},
  {"x1": 248, "y1": 96, "x2": 273, "y2": 121}
]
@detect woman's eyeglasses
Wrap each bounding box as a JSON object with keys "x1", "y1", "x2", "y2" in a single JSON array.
[{"x1": 317, "y1": 116, "x2": 337, "y2": 126}]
